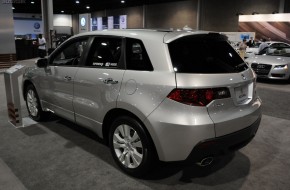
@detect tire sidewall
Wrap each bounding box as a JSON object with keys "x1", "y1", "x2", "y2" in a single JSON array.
[{"x1": 109, "y1": 116, "x2": 153, "y2": 177}]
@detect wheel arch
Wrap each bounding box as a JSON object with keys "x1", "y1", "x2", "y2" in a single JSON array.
[{"x1": 102, "y1": 108, "x2": 159, "y2": 159}]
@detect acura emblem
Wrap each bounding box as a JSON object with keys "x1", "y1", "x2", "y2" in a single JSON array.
[{"x1": 241, "y1": 74, "x2": 247, "y2": 80}]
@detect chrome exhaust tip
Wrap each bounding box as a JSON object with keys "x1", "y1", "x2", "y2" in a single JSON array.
[{"x1": 196, "y1": 157, "x2": 214, "y2": 167}]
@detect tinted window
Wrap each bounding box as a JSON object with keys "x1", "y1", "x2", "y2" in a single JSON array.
[
  {"x1": 51, "y1": 38, "x2": 88, "y2": 66},
  {"x1": 86, "y1": 37, "x2": 122, "y2": 68},
  {"x1": 168, "y1": 34, "x2": 248, "y2": 73},
  {"x1": 126, "y1": 38, "x2": 153, "y2": 71},
  {"x1": 271, "y1": 43, "x2": 290, "y2": 48}
]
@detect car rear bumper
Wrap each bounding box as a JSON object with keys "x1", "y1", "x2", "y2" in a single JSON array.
[
  {"x1": 144, "y1": 97, "x2": 261, "y2": 162},
  {"x1": 186, "y1": 115, "x2": 261, "y2": 162}
]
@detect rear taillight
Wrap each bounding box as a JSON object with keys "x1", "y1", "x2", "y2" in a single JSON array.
[{"x1": 167, "y1": 87, "x2": 230, "y2": 106}]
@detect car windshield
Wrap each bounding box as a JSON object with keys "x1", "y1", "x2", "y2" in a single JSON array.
[
  {"x1": 168, "y1": 34, "x2": 248, "y2": 73},
  {"x1": 266, "y1": 47, "x2": 290, "y2": 57}
]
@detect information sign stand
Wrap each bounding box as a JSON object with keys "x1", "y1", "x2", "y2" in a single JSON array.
[{"x1": 4, "y1": 65, "x2": 25, "y2": 128}]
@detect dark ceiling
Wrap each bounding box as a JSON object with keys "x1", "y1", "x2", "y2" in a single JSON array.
[{"x1": 12, "y1": 0, "x2": 183, "y2": 14}]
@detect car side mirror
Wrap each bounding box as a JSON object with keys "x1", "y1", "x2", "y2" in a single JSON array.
[{"x1": 36, "y1": 58, "x2": 48, "y2": 68}]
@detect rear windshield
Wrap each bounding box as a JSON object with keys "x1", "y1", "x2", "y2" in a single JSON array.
[{"x1": 168, "y1": 34, "x2": 248, "y2": 73}]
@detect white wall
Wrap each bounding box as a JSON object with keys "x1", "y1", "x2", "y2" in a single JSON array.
[
  {"x1": 13, "y1": 14, "x2": 72, "y2": 35},
  {"x1": 53, "y1": 14, "x2": 72, "y2": 27},
  {"x1": 14, "y1": 19, "x2": 43, "y2": 35},
  {"x1": 13, "y1": 13, "x2": 72, "y2": 27}
]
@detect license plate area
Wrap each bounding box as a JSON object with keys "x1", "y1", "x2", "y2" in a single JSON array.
[{"x1": 234, "y1": 83, "x2": 252, "y2": 104}]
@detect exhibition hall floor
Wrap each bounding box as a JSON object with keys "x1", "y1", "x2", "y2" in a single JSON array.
[{"x1": 0, "y1": 59, "x2": 290, "y2": 190}]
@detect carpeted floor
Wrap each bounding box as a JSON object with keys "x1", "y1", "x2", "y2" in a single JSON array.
[{"x1": 0, "y1": 61, "x2": 290, "y2": 190}]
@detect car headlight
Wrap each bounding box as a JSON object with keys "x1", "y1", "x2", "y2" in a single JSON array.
[{"x1": 274, "y1": 65, "x2": 288, "y2": 70}]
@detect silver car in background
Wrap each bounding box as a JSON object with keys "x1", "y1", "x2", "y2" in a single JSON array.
[
  {"x1": 246, "y1": 47, "x2": 290, "y2": 80},
  {"x1": 22, "y1": 29, "x2": 262, "y2": 177},
  {"x1": 246, "y1": 41, "x2": 290, "y2": 58}
]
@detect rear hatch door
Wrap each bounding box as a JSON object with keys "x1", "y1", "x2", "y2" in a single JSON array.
[{"x1": 168, "y1": 33, "x2": 261, "y2": 137}]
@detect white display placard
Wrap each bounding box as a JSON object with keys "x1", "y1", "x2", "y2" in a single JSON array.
[
  {"x1": 119, "y1": 15, "x2": 127, "y2": 29},
  {"x1": 97, "y1": 17, "x2": 103, "y2": 30},
  {"x1": 108, "y1": 16, "x2": 114, "y2": 29},
  {"x1": 79, "y1": 13, "x2": 91, "y2": 33}
]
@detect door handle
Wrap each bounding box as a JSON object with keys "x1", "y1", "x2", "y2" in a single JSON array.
[
  {"x1": 64, "y1": 76, "x2": 72, "y2": 81},
  {"x1": 103, "y1": 78, "x2": 118, "y2": 84}
]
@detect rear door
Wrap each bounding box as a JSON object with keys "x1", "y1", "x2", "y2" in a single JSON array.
[
  {"x1": 73, "y1": 36, "x2": 125, "y2": 137},
  {"x1": 168, "y1": 34, "x2": 261, "y2": 137}
]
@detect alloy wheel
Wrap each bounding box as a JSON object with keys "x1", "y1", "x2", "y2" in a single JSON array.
[
  {"x1": 26, "y1": 89, "x2": 39, "y2": 117},
  {"x1": 113, "y1": 124, "x2": 143, "y2": 168}
]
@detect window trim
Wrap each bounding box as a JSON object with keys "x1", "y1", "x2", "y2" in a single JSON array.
[
  {"x1": 48, "y1": 36, "x2": 92, "y2": 67},
  {"x1": 124, "y1": 37, "x2": 154, "y2": 71},
  {"x1": 82, "y1": 35, "x2": 126, "y2": 70}
]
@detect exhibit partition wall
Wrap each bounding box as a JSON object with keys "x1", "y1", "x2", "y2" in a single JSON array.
[
  {"x1": 0, "y1": 3, "x2": 16, "y2": 68},
  {"x1": 91, "y1": 1, "x2": 198, "y2": 30},
  {"x1": 239, "y1": 14, "x2": 290, "y2": 43},
  {"x1": 91, "y1": 15, "x2": 127, "y2": 31}
]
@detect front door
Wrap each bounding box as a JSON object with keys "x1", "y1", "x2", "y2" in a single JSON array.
[{"x1": 43, "y1": 37, "x2": 89, "y2": 121}]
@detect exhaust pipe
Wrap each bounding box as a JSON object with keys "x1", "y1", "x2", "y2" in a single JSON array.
[{"x1": 196, "y1": 157, "x2": 214, "y2": 167}]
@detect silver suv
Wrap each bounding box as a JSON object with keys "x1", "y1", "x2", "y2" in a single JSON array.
[{"x1": 22, "y1": 29, "x2": 262, "y2": 177}]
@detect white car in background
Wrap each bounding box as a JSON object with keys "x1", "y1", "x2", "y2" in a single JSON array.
[
  {"x1": 245, "y1": 41, "x2": 290, "y2": 58},
  {"x1": 246, "y1": 47, "x2": 290, "y2": 80}
]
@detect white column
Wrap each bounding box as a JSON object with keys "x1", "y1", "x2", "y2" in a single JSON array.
[
  {"x1": 41, "y1": 0, "x2": 53, "y2": 49},
  {"x1": 279, "y1": 0, "x2": 285, "y2": 13},
  {"x1": 143, "y1": 5, "x2": 146, "y2": 28},
  {"x1": 196, "y1": 0, "x2": 201, "y2": 30}
]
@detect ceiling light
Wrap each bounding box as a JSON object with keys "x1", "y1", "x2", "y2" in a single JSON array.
[
  {"x1": 121, "y1": 0, "x2": 125, "y2": 3},
  {"x1": 12, "y1": 7, "x2": 15, "y2": 10},
  {"x1": 76, "y1": 0, "x2": 80, "y2": 3},
  {"x1": 31, "y1": 1, "x2": 35, "y2": 4},
  {"x1": 61, "y1": 10, "x2": 64, "y2": 13},
  {"x1": 86, "y1": 6, "x2": 90, "y2": 9}
]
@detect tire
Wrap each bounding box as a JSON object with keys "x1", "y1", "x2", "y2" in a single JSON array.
[
  {"x1": 109, "y1": 116, "x2": 155, "y2": 177},
  {"x1": 25, "y1": 84, "x2": 47, "y2": 121}
]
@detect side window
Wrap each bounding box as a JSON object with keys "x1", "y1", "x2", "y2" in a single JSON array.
[
  {"x1": 87, "y1": 37, "x2": 122, "y2": 68},
  {"x1": 51, "y1": 38, "x2": 88, "y2": 66},
  {"x1": 126, "y1": 38, "x2": 153, "y2": 71},
  {"x1": 280, "y1": 43, "x2": 290, "y2": 48},
  {"x1": 270, "y1": 44, "x2": 278, "y2": 48}
]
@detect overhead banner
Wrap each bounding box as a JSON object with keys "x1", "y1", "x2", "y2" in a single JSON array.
[
  {"x1": 91, "y1": 17, "x2": 98, "y2": 31},
  {"x1": 239, "y1": 13, "x2": 290, "y2": 43},
  {"x1": 79, "y1": 13, "x2": 91, "y2": 33}
]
